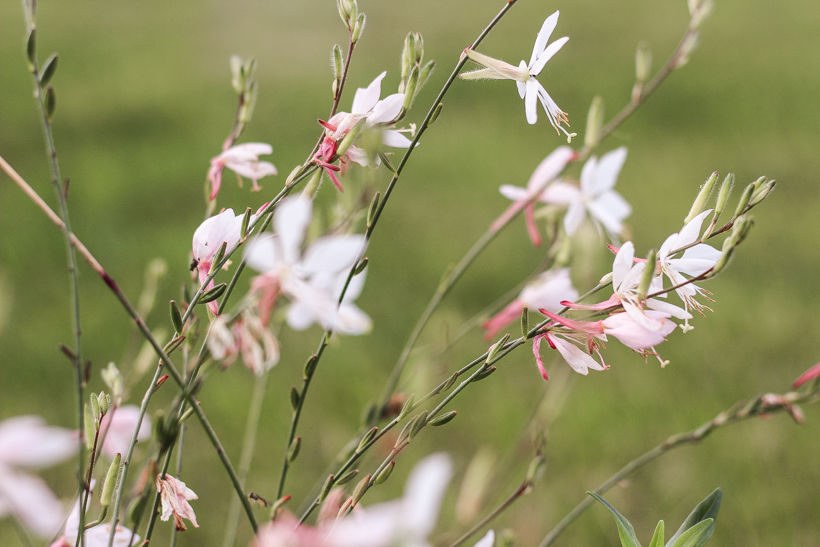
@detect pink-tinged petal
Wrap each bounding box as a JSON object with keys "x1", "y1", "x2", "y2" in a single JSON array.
[
  {"x1": 525, "y1": 79, "x2": 539, "y2": 124},
  {"x1": 529, "y1": 11, "x2": 560, "y2": 68},
  {"x1": 274, "y1": 198, "x2": 313, "y2": 265},
  {"x1": 532, "y1": 334, "x2": 550, "y2": 380},
  {"x1": 499, "y1": 185, "x2": 529, "y2": 202},
  {"x1": 539, "y1": 309, "x2": 605, "y2": 335},
  {"x1": 0, "y1": 416, "x2": 76, "y2": 469},
  {"x1": 612, "y1": 241, "x2": 636, "y2": 289},
  {"x1": 525, "y1": 202, "x2": 542, "y2": 246},
  {"x1": 207, "y1": 162, "x2": 223, "y2": 201},
  {"x1": 157, "y1": 474, "x2": 198, "y2": 531},
  {"x1": 621, "y1": 300, "x2": 669, "y2": 332},
  {"x1": 382, "y1": 129, "x2": 413, "y2": 148},
  {"x1": 561, "y1": 291, "x2": 621, "y2": 311},
  {"x1": 482, "y1": 300, "x2": 525, "y2": 341},
  {"x1": 345, "y1": 145, "x2": 370, "y2": 167},
  {"x1": 352, "y1": 72, "x2": 387, "y2": 114},
  {"x1": 474, "y1": 530, "x2": 495, "y2": 547},
  {"x1": 99, "y1": 406, "x2": 151, "y2": 460},
  {"x1": 658, "y1": 232, "x2": 680, "y2": 262},
  {"x1": 588, "y1": 191, "x2": 631, "y2": 236},
  {"x1": 541, "y1": 181, "x2": 581, "y2": 205},
  {"x1": 462, "y1": 50, "x2": 528, "y2": 81},
  {"x1": 0, "y1": 467, "x2": 65, "y2": 538},
  {"x1": 300, "y1": 235, "x2": 364, "y2": 274},
  {"x1": 369, "y1": 94, "x2": 404, "y2": 124},
  {"x1": 531, "y1": 36, "x2": 568, "y2": 75},
  {"x1": 520, "y1": 268, "x2": 579, "y2": 311},
  {"x1": 193, "y1": 209, "x2": 238, "y2": 261},
  {"x1": 792, "y1": 362, "x2": 820, "y2": 389},
  {"x1": 603, "y1": 312, "x2": 675, "y2": 350},
  {"x1": 563, "y1": 200, "x2": 586, "y2": 236},
  {"x1": 524, "y1": 146, "x2": 576, "y2": 193},
  {"x1": 548, "y1": 333, "x2": 606, "y2": 375},
  {"x1": 221, "y1": 142, "x2": 272, "y2": 160},
  {"x1": 226, "y1": 160, "x2": 278, "y2": 180}
]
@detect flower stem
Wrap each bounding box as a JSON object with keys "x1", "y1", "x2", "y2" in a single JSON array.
[{"x1": 448, "y1": 480, "x2": 532, "y2": 547}]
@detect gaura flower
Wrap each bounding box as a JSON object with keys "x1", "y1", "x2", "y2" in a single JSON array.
[
  {"x1": 0, "y1": 415, "x2": 76, "y2": 538},
  {"x1": 533, "y1": 330, "x2": 608, "y2": 380},
  {"x1": 493, "y1": 146, "x2": 577, "y2": 245},
  {"x1": 460, "y1": 11, "x2": 573, "y2": 137},
  {"x1": 157, "y1": 474, "x2": 198, "y2": 531},
  {"x1": 245, "y1": 197, "x2": 370, "y2": 334},
  {"x1": 99, "y1": 405, "x2": 151, "y2": 460},
  {"x1": 208, "y1": 142, "x2": 277, "y2": 201},
  {"x1": 207, "y1": 309, "x2": 281, "y2": 376},
  {"x1": 541, "y1": 147, "x2": 631, "y2": 240},
  {"x1": 192, "y1": 208, "x2": 251, "y2": 314},
  {"x1": 482, "y1": 267, "x2": 578, "y2": 340}
]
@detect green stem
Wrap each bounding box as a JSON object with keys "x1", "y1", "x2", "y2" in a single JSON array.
[
  {"x1": 448, "y1": 480, "x2": 531, "y2": 547},
  {"x1": 143, "y1": 437, "x2": 178, "y2": 542}
]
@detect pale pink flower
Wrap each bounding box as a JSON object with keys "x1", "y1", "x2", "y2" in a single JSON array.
[
  {"x1": 192, "y1": 208, "x2": 250, "y2": 314},
  {"x1": 251, "y1": 513, "x2": 323, "y2": 547},
  {"x1": 99, "y1": 405, "x2": 151, "y2": 460},
  {"x1": 492, "y1": 146, "x2": 577, "y2": 245},
  {"x1": 533, "y1": 331, "x2": 607, "y2": 380},
  {"x1": 327, "y1": 453, "x2": 453, "y2": 547},
  {"x1": 461, "y1": 11, "x2": 572, "y2": 136},
  {"x1": 157, "y1": 474, "x2": 199, "y2": 531},
  {"x1": 245, "y1": 197, "x2": 369, "y2": 333},
  {"x1": 0, "y1": 416, "x2": 76, "y2": 538},
  {"x1": 541, "y1": 147, "x2": 631, "y2": 240},
  {"x1": 207, "y1": 309, "x2": 281, "y2": 376},
  {"x1": 483, "y1": 267, "x2": 578, "y2": 340},
  {"x1": 208, "y1": 142, "x2": 277, "y2": 201},
  {"x1": 60, "y1": 494, "x2": 140, "y2": 547}
]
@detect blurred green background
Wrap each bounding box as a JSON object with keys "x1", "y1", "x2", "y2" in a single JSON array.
[{"x1": 1, "y1": 0, "x2": 819, "y2": 545}]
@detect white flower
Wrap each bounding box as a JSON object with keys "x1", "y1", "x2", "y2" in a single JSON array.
[
  {"x1": 0, "y1": 415, "x2": 76, "y2": 539},
  {"x1": 286, "y1": 269, "x2": 372, "y2": 335},
  {"x1": 245, "y1": 197, "x2": 369, "y2": 333},
  {"x1": 192, "y1": 208, "x2": 250, "y2": 314},
  {"x1": 157, "y1": 474, "x2": 198, "y2": 531},
  {"x1": 327, "y1": 453, "x2": 453, "y2": 547},
  {"x1": 99, "y1": 405, "x2": 151, "y2": 460},
  {"x1": 208, "y1": 142, "x2": 277, "y2": 200},
  {"x1": 542, "y1": 147, "x2": 631, "y2": 240},
  {"x1": 460, "y1": 11, "x2": 572, "y2": 137}
]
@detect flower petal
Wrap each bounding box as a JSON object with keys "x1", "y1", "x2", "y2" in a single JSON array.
[
  {"x1": 531, "y1": 36, "x2": 568, "y2": 75},
  {"x1": 529, "y1": 11, "x2": 560, "y2": 68},
  {"x1": 352, "y1": 72, "x2": 386, "y2": 115},
  {"x1": 525, "y1": 79, "x2": 539, "y2": 124},
  {"x1": 369, "y1": 94, "x2": 404, "y2": 124}
]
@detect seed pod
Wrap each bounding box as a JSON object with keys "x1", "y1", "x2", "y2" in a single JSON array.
[{"x1": 374, "y1": 461, "x2": 395, "y2": 485}]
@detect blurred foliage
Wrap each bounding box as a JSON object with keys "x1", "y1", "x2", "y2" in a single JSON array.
[{"x1": 1, "y1": 0, "x2": 819, "y2": 546}]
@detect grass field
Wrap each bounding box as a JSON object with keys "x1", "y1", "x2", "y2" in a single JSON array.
[{"x1": 1, "y1": 0, "x2": 819, "y2": 545}]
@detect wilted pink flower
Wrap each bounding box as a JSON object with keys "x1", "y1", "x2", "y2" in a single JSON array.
[
  {"x1": 157, "y1": 474, "x2": 199, "y2": 531},
  {"x1": 492, "y1": 146, "x2": 577, "y2": 245},
  {"x1": 192, "y1": 208, "x2": 250, "y2": 314},
  {"x1": 99, "y1": 405, "x2": 151, "y2": 460},
  {"x1": 0, "y1": 416, "x2": 77, "y2": 538},
  {"x1": 208, "y1": 142, "x2": 277, "y2": 201},
  {"x1": 483, "y1": 268, "x2": 578, "y2": 340},
  {"x1": 207, "y1": 309, "x2": 280, "y2": 376},
  {"x1": 460, "y1": 11, "x2": 572, "y2": 136}
]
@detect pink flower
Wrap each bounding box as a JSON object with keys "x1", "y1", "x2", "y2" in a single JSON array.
[
  {"x1": 208, "y1": 142, "x2": 277, "y2": 201},
  {"x1": 0, "y1": 416, "x2": 77, "y2": 539},
  {"x1": 99, "y1": 405, "x2": 151, "y2": 460},
  {"x1": 533, "y1": 331, "x2": 607, "y2": 380},
  {"x1": 157, "y1": 474, "x2": 199, "y2": 531},
  {"x1": 492, "y1": 146, "x2": 576, "y2": 245},
  {"x1": 192, "y1": 208, "x2": 250, "y2": 314},
  {"x1": 483, "y1": 267, "x2": 578, "y2": 340}
]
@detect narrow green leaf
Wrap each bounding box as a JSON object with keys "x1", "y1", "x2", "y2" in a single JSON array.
[
  {"x1": 588, "y1": 492, "x2": 642, "y2": 547},
  {"x1": 39, "y1": 53, "x2": 58, "y2": 85},
  {"x1": 648, "y1": 521, "x2": 665, "y2": 547},
  {"x1": 665, "y1": 489, "x2": 721, "y2": 547},
  {"x1": 671, "y1": 519, "x2": 714, "y2": 547}
]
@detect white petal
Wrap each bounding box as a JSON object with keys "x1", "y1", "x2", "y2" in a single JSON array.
[
  {"x1": 550, "y1": 335, "x2": 605, "y2": 374},
  {"x1": 226, "y1": 160, "x2": 277, "y2": 180},
  {"x1": 531, "y1": 36, "x2": 568, "y2": 75},
  {"x1": 588, "y1": 191, "x2": 632, "y2": 236},
  {"x1": 382, "y1": 129, "x2": 413, "y2": 148},
  {"x1": 300, "y1": 235, "x2": 364, "y2": 274},
  {"x1": 400, "y1": 453, "x2": 453, "y2": 537},
  {"x1": 219, "y1": 142, "x2": 272, "y2": 161},
  {"x1": 517, "y1": 61, "x2": 528, "y2": 98},
  {"x1": 525, "y1": 80, "x2": 539, "y2": 124},
  {"x1": 335, "y1": 303, "x2": 372, "y2": 335},
  {"x1": 529, "y1": 11, "x2": 560, "y2": 68},
  {"x1": 499, "y1": 185, "x2": 529, "y2": 202},
  {"x1": 519, "y1": 268, "x2": 578, "y2": 311},
  {"x1": 369, "y1": 94, "x2": 404, "y2": 124},
  {"x1": 345, "y1": 145, "x2": 370, "y2": 167},
  {"x1": 677, "y1": 209, "x2": 713, "y2": 247},
  {"x1": 286, "y1": 301, "x2": 316, "y2": 331},
  {"x1": 352, "y1": 71, "x2": 387, "y2": 114},
  {"x1": 612, "y1": 241, "x2": 635, "y2": 289},
  {"x1": 586, "y1": 147, "x2": 627, "y2": 196},
  {"x1": 563, "y1": 200, "x2": 586, "y2": 236},
  {"x1": 100, "y1": 406, "x2": 151, "y2": 460},
  {"x1": 0, "y1": 467, "x2": 65, "y2": 538},
  {"x1": 274, "y1": 198, "x2": 312, "y2": 265},
  {"x1": 524, "y1": 146, "x2": 575, "y2": 193},
  {"x1": 474, "y1": 530, "x2": 496, "y2": 547},
  {"x1": 244, "y1": 235, "x2": 284, "y2": 274},
  {"x1": 647, "y1": 298, "x2": 692, "y2": 320}
]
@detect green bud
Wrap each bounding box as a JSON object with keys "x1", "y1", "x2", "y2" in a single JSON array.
[
  {"x1": 730, "y1": 214, "x2": 754, "y2": 246},
  {"x1": 401, "y1": 33, "x2": 415, "y2": 83},
  {"x1": 733, "y1": 182, "x2": 755, "y2": 219},
  {"x1": 162, "y1": 335, "x2": 185, "y2": 356},
  {"x1": 268, "y1": 494, "x2": 290, "y2": 517},
  {"x1": 414, "y1": 33, "x2": 424, "y2": 64},
  {"x1": 97, "y1": 392, "x2": 110, "y2": 416},
  {"x1": 584, "y1": 95, "x2": 604, "y2": 149},
  {"x1": 486, "y1": 333, "x2": 511, "y2": 364},
  {"x1": 333, "y1": 45, "x2": 344, "y2": 81},
  {"x1": 100, "y1": 453, "x2": 121, "y2": 507},
  {"x1": 418, "y1": 60, "x2": 435, "y2": 91},
  {"x1": 398, "y1": 393, "x2": 415, "y2": 420},
  {"x1": 199, "y1": 282, "x2": 227, "y2": 304},
  {"x1": 429, "y1": 410, "x2": 457, "y2": 426},
  {"x1": 599, "y1": 271, "x2": 614, "y2": 286},
  {"x1": 287, "y1": 437, "x2": 301, "y2": 464},
  {"x1": 684, "y1": 172, "x2": 718, "y2": 224},
  {"x1": 441, "y1": 371, "x2": 459, "y2": 392},
  {"x1": 374, "y1": 460, "x2": 395, "y2": 484},
  {"x1": 353, "y1": 257, "x2": 368, "y2": 276},
  {"x1": 319, "y1": 474, "x2": 336, "y2": 502},
  {"x1": 367, "y1": 191, "x2": 381, "y2": 227},
  {"x1": 26, "y1": 29, "x2": 36, "y2": 72},
  {"x1": 635, "y1": 42, "x2": 652, "y2": 83},
  {"x1": 636, "y1": 249, "x2": 656, "y2": 300},
  {"x1": 290, "y1": 386, "x2": 300, "y2": 412},
  {"x1": 357, "y1": 427, "x2": 378, "y2": 453},
  {"x1": 525, "y1": 454, "x2": 546, "y2": 482},
  {"x1": 286, "y1": 164, "x2": 303, "y2": 187},
  {"x1": 44, "y1": 85, "x2": 56, "y2": 121},
  {"x1": 352, "y1": 14, "x2": 365, "y2": 44},
  {"x1": 39, "y1": 53, "x2": 58, "y2": 86},
  {"x1": 396, "y1": 419, "x2": 413, "y2": 447},
  {"x1": 336, "y1": 118, "x2": 367, "y2": 158},
  {"x1": 303, "y1": 354, "x2": 318, "y2": 380},
  {"x1": 336, "y1": 468, "x2": 359, "y2": 486},
  {"x1": 239, "y1": 81, "x2": 257, "y2": 125},
  {"x1": 713, "y1": 173, "x2": 735, "y2": 220},
  {"x1": 402, "y1": 66, "x2": 419, "y2": 112},
  {"x1": 410, "y1": 411, "x2": 428, "y2": 439},
  {"x1": 749, "y1": 178, "x2": 775, "y2": 207},
  {"x1": 474, "y1": 365, "x2": 497, "y2": 381},
  {"x1": 83, "y1": 404, "x2": 95, "y2": 450},
  {"x1": 301, "y1": 169, "x2": 322, "y2": 200},
  {"x1": 230, "y1": 56, "x2": 244, "y2": 94},
  {"x1": 170, "y1": 300, "x2": 184, "y2": 333},
  {"x1": 427, "y1": 103, "x2": 443, "y2": 127},
  {"x1": 208, "y1": 242, "x2": 228, "y2": 276},
  {"x1": 336, "y1": 0, "x2": 350, "y2": 26},
  {"x1": 241, "y1": 206, "x2": 252, "y2": 238},
  {"x1": 352, "y1": 475, "x2": 371, "y2": 504},
  {"x1": 101, "y1": 362, "x2": 123, "y2": 404},
  {"x1": 90, "y1": 393, "x2": 101, "y2": 424},
  {"x1": 520, "y1": 307, "x2": 529, "y2": 338}
]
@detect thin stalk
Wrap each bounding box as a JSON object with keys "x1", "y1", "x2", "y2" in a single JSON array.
[
  {"x1": 448, "y1": 480, "x2": 531, "y2": 547},
  {"x1": 143, "y1": 438, "x2": 178, "y2": 543},
  {"x1": 537, "y1": 387, "x2": 820, "y2": 547},
  {"x1": 169, "y1": 423, "x2": 186, "y2": 547},
  {"x1": 222, "y1": 372, "x2": 269, "y2": 547}
]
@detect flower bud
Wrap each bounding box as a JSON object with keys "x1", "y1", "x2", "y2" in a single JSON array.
[
  {"x1": 301, "y1": 169, "x2": 323, "y2": 200},
  {"x1": 83, "y1": 403, "x2": 95, "y2": 450},
  {"x1": 429, "y1": 410, "x2": 457, "y2": 426},
  {"x1": 303, "y1": 354, "x2": 318, "y2": 380},
  {"x1": 418, "y1": 60, "x2": 435, "y2": 92},
  {"x1": 636, "y1": 249, "x2": 656, "y2": 300},
  {"x1": 367, "y1": 191, "x2": 381, "y2": 227},
  {"x1": 170, "y1": 300, "x2": 184, "y2": 333},
  {"x1": 230, "y1": 55, "x2": 244, "y2": 94},
  {"x1": 90, "y1": 393, "x2": 101, "y2": 424},
  {"x1": 162, "y1": 334, "x2": 186, "y2": 356},
  {"x1": 402, "y1": 66, "x2": 419, "y2": 113},
  {"x1": 520, "y1": 306, "x2": 529, "y2": 338},
  {"x1": 336, "y1": 118, "x2": 366, "y2": 158},
  {"x1": 486, "y1": 333, "x2": 511, "y2": 364},
  {"x1": 239, "y1": 80, "x2": 257, "y2": 125},
  {"x1": 356, "y1": 427, "x2": 378, "y2": 453},
  {"x1": 287, "y1": 437, "x2": 301, "y2": 464},
  {"x1": 675, "y1": 32, "x2": 699, "y2": 69},
  {"x1": 401, "y1": 32, "x2": 415, "y2": 85},
  {"x1": 97, "y1": 391, "x2": 110, "y2": 417},
  {"x1": 100, "y1": 453, "x2": 121, "y2": 508},
  {"x1": 102, "y1": 362, "x2": 123, "y2": 404},
  {"x1": 353, "y1": 257, "x2": 368, "y2": 276},
  {"x1": 442, "y1": 371, "x2": 459, "y2": 392},
  {"x1": 26, "y1": 29, "x2": 36, "y2": 72},
  {"x1": 290, "y1": 386, "x2": 301, "y2": 412},
  {"x1": 44, "y1": 85, "x2": 56, "y2": 121},
  {"x1": 474, "y1": 365, "x2": 497, "y2": 381},
  {"x1": 39, "y1": 53, "x2": 58, "y2": 86},
  {"x1": 525, "y1": 453, "x2": 546, "y2": 482},
  {"x1": 208, "y1": 242, "x2": 228, "y2": 276},
  {"x1": 336, "y1": 468, "x2": 359, "y2": 486},
  {"x1": 319, "y1": 474, "x2": 336, "y2": 503},
  {"x1": 351, "y1": 13, "x2": 365, "y2": 43},
  {"x1": 684, "y1": 171, "x2": 718, "y2": 224},
  {"x1": 749, "y1": 178, "x2": 775, "y2": 207},
  {"x1": 584, "y1": 95, "x2": 604, "y2": 148},
  {"x1": 200, "y1": 282, "x2": 227, "y2": 304},
  {"x1": 409, "y1": 410, "x2": 428, "y2": 439},
  {"x1": 599, "y1": 271, "x2": 614, "y2": 286},
  {"x1": 635, "y1": 43, "x2": 652, "y2": 83},
  {"x1": 332, "y1": 45, "x2": 343, "y2": 81},
  {"x1": 714, "y1": 173, "x2": 735, "y2": 220},
  {"x1": 351, "y1": 475, "x2": 371, "y2": 504},
  {"x1": 374, "y1": 461, "x2": 395, "y2": 485},
  {"x1": 733, "y1": 182, "x2": 755, "y2": 219},
  {"x1": 398, "y1": 393, "x2": 415, "y2": 420}
]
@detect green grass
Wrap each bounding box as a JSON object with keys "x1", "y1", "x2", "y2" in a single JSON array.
[{"x1": 2, "y1": 0, "x2": 820, "y2": 545}]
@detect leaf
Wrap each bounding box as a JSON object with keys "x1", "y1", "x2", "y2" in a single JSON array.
[
  {"x1": 665, "y1": 489, "x2": 722, "y2": 547},
  {"x1": 671, "y1": 519, "x2": 714, "y2": 547},
  {"x1": 648, "y1": 521, "x2": 665, "y2": 547},
  {"x1": 588, "y1": 492, "x2": 642, "y2": 547}
]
